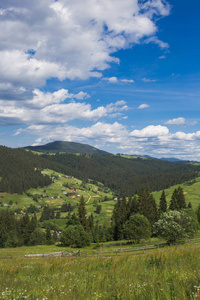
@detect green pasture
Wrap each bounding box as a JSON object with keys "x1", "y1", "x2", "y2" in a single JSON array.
[{"x1": 1, "y1": 243, "x2": 200, "y2": 299}]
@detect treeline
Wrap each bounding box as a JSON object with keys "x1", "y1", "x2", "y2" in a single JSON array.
[
  {"x1": 0, "y1": 211, "x2": 45, "y2": 247},
  {"x1": 42, "y1": 152, "x2": 199, "y2": 195}
]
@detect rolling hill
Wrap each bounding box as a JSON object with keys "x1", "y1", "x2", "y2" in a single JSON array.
[{"x1": 24, "y1": 141, "x2": 111, "y2": 155}]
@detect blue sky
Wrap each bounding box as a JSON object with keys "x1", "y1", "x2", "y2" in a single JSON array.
[{"x1": 0, "y1": 0, "x2": 200, "y2": 160}]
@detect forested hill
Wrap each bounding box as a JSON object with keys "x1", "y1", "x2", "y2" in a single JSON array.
[
  {"x1": 24, "y1": 141, "x2": 110, "y2": 155},
  {"x1": 0, "y1": 145, "x2": 200, "y2": 195},
  {"x1": 0, "y1": 146, "x2": 53, "y2": 194},
  {"x1": 42, "y1": 152, "x2": 200, "y2": 195}
]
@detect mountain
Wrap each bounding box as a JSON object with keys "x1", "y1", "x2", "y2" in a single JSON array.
[
  {"x1": 160, "y1": 157, "x2": 183, "y2": 162},
  {"x1": 24, "y1": 141, "x2": 111, "y2": 156}
]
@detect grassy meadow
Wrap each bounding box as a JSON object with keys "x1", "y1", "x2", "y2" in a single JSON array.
[{"x1": 1, "y1": 244, "x2": 200, "y2": 299}]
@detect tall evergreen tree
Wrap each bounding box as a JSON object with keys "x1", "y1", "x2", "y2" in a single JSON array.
[
  {"x1": 138, "y1": 187, "x2": 157, "y2": 225},
  {"x1": 111, "y1": 196, "x2": 128, "y2": 240},
  {"x1": 159, "y1": 190, "x2": 167, "y2": 213},
  {"x1": 169, "y1": 189, "x2": 179, "y2": 210},
  {"x1": 169, "y1": 187, "x2": 186, "y2": 210},
  {"x1": 177, "y1": 186, "x2": 187, "y2": 209},
  {"x1": 78, "y1": 196, "x2": 88, "y2": 230}
]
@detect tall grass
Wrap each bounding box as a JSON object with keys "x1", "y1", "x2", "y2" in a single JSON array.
[{"x1": 1, "y1": 247, "x2": 200, "y2": 299}]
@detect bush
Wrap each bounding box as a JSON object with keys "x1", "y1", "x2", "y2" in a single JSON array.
[
  {"x1": 153, "y1": 210, "x2": 198, "y2": 244},
  {"x1": 123, "y1": 214, "x2": 151, "y2": 243},
  {"x1": 61, "y1": 225, "x2": 90, "y2": 248}
]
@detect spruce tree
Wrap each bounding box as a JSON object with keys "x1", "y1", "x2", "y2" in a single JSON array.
[
  {"x1": 159, "y1": 190, "x2": 167, "y2": 213},
  {"x1": 138, "y1": 187, "x2": 157, "y2": 225},
  {"x1": 169, "y1": 189, "x2": 179, "y2": 210},
  {"x1": 78, "y1": 196, "x2": 88, "y2": 231},
  {"x1": 177, "y1": 186, "x2": 187, "y2": 209},
  {"x1": 111, "y1": 196, "x2": 128, "y2": 240}
]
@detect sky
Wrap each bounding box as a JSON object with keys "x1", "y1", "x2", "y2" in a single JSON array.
[{"x1": 0, "y1": 0, "x2": 200, "y2": 160}]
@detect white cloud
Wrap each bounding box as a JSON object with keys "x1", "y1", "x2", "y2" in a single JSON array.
[
  {"x1": 0, "y1": 50, "x2": 67, "y2": 88},
  {"x1": 16, "y1": 121, "x2": 129, "y2": 146},
  {"x1": 28, "y1": 89, "x2": 73, "y2": 108},
  {"x1": 104, "y1": 77, "x2": 118, "y2": 83},
  {"x1": 120, "y1": 79, "x2": 135, "y2": 83},
  {"x1": 0, "y1": 0, "x2": 170, "y2": 89},
  {"x1": 159, "y1": 55, "x2": 166, "y2": 59},
  {"x1": 13, "y1": 121, "x2": 200, "y2": 160},
  {"x1": 74, "y1": 91, "x2": 90, "y2": 100},
  {"x1": 165, "y1": 117, "x2": 186, "y2": 125},
  {"x1": 165, "y1": 117, "x2": 197, "y2": 126},
  {"x1": 0, "y1": 90, "x2": 128, "y2": 125},
  {"x1": 142, "y1": 78, "x2": 156, "y2": 83},
  {"x1": 137, "y1": 103, "x2": 150, "y2": 109},
  {"x1": 145, "y1": 36, "x2": 169, "y2": 49},
  {"x1": 130, "y1": 125, "x2": 169, "y2": 137},
  {"x1": 104, "y1": 77, "x2": 134, "y2": 84}
]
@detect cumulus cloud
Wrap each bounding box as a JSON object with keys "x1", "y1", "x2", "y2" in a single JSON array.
[
  {"x1": 15, "y1": 121, "x2": 129, "y2": 146},
  {"x1": 104, "y1": 77, "x2": 118, "y2": 83},
  {"x1": 0, "y1": 90, "x2": 128, "y2": 125},
  {"x1": 13, "y1": 120, "x2": 200, "y2": 160},
  {"x1": 165, "y1": 118, "x2": 197, "y2": 126},
  {"x1": 130, "y1": 125, "x2": 169, "y2": 137},
  {"x1": 137, "y1": 103, "x2": 150, "y2": 109},
  {"x1": 0, "y1": 0, "x2": 170, "y2": 89},
  {"x1": 165, "y1": 117, "x2": 186, "y2": 125}
]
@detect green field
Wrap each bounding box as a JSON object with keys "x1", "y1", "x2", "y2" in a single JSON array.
[{"x1": 1, "y1": 241, "x2": 200, "y2": 299}]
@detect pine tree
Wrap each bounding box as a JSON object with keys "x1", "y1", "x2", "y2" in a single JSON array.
[
  {"x1": 159, "y1": 190, "x2": 167, "y2": 213},
  {"x1": 138, "y1": 187, "x2": 157, "y2": 225},
  {"x1": 169, "y1": 187, "x2": 186, "y2": 210},
  {"x1": 111, "y1": 196, "x2": 128, "y2": 240},
  {"x1": 177, "y1": 186, "x2": 187, "y2": 209},
  {"x1": 78, "y1": 196, "x2": 88, "y2": 230},
  {"x1": 169, "y1": 189, "x2": 179, "y2": 210}
]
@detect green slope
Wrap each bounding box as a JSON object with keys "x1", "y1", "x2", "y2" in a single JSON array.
[{"x1": 153, "y1": 176, "x2": 200, "y2": 210}]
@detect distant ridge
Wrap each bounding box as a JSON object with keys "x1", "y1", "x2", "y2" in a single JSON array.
[
  {"x1": 160, "y1": 157, "x2": 183, "y2": 162},
  {"x1": 24, "y1": 141, "x2": 111, "y2": 156}
]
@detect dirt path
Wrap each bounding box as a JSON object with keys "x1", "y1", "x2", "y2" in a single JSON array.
[{"x1": 84, "y1": 191, "x2": 91, "y2": 203}]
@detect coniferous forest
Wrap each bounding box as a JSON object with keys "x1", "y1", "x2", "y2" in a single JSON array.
[{"x1": 0, "y1": 145, "x2": 199, "y2": 195}]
